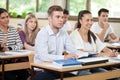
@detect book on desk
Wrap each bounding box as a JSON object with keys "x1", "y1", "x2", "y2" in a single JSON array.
[
  {"x1": 77, "y1": 57, "x2": 109, "y2": 65},
  {"x1": 53, "y1": 58, "x2": 83, "y2": 67},
  {"x1": 52, "y1": 57, "x2": 109, "y2": 68}
]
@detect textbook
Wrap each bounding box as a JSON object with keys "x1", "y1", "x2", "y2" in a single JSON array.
[{"x1": 53, "y1": 58, "x2": 83, "y2": 68}]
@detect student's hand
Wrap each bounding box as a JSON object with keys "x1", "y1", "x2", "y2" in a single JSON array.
[
  {"x1": 1, "y1": 38, "x2": 8, "y2": 47},
  {"x1": 98, "y1": 50, "x2": 118, "y2": 57},
  {"x1": 1, "y1": 47, "x2": 9, "y2": 52},
  {"x1": 64, "y1": 54, "x2": 78, "y2": 60},
  {"x1": 103, "y1": 22, "x2": 109, "y2": 30},
  {"x1": 111, "y1": 50, "x2": 118, "y2": 57}
]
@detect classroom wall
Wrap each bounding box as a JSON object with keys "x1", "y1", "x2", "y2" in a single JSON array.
[{"x1": 9, "y1": 18, "x2": 120, "y2": 37}]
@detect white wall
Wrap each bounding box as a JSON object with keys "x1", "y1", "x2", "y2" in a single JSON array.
[{"x1": 9, "y1": 18, "x2": 120, "y2": 37}]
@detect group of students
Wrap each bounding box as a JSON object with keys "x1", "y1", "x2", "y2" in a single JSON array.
[
  {"x1": 0, "y1": 5, "x2": 120, "y2": 80},
  {"x1": 0, "y1": 8, "x2": 39, "y2": 80},
  {"x1": 34, "y1": 5, "x2": 120, "y2": 80}
]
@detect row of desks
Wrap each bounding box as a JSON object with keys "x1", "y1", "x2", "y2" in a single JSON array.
[{"x1": 0, "y1": 43, "x2": 120, "y2": 80}]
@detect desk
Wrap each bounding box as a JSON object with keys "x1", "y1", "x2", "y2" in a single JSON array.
[
  {"x1": 0, "y1": 52, "x2": 34, "y2": 80},
  {"x1": 105, "y1": 42, "x2": 120, "y2": 51},
  {"x1": 31, "y1": 61, "x2": 120, "y2": 80}
]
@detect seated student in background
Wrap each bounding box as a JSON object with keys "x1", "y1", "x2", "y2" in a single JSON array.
[
  {"x1": 61, "y1": 9, "x2": 73, "y2": 34},
  {"x1": 19, "y1": 14, "x2": 40, "y2": 50},
  {"x1": 0, "y1": 8, "x2": 29, "y2": 80},
  {"x1": 90, "y1": 8, "x2": 120, "y2": 42},
  {"x1": 70, "y1": 10, "x2": 118, "y2": 75},
  {"x1": 34, "y1": 5, "x2": 90, "y2": 80}
]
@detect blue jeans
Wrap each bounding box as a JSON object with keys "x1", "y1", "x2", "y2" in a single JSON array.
[
  {"x1": 34, "y1": 70, "x2": 75, "y2": 80},
  {"x1": 77, "y1": 68, "x2": 107, "y2": 76}
]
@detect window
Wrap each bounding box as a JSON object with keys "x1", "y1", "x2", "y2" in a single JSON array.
[
  {"x1": 0, "y1": 0, "x2": 50, "y2": 18},
  {"x1": 67, "y1": 0, "x2": 86, "y2": 16},
  {"x1": 67, "y1": 0, "x2": 120, "y2": 18},
  {"x1": 39, "y1": 0, "x2": 50, "y2": 12},
  {"x1": 91, "y1": 0, "x2": 120, "y2": 18},
  {"x1": 0, "y1": 0, "x2": 6, "y2": 9},
  {"x1": 9, "y1": 0, "x2": 36, "y2": 18}
]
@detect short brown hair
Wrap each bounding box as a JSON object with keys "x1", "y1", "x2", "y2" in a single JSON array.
[{"x1": 47, "y1": 5, "x2": 63, "y2": 16}]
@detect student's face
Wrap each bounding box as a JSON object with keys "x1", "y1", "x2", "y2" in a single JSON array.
[
  {"x1": 98, "y1": 12, "x2": 108, "y2": 23},
  {"x1": 63, "y1": 14, "x2": 69, "y2": 24},
  {"x1": 26, "y1": 18, "x2": 37, "y2": 31},
  {"x1": 80, "y1": 14, "x2": 93, "y2": 30},
  {"x1": 49, "y1": 11, "x2": 63, "y2": 29},
  {"x1": 0, "y1": 12, "x2": 9, "y2": 27}
]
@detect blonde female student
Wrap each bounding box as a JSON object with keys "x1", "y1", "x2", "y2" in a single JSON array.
[
  {"x1": 70, "y1": 10, "x2": 118, "y2": 76},
  {"x1": 19, "y1": 14, "x2": 40, "y2": 50}
]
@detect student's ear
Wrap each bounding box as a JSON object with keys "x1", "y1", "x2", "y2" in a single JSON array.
[
  {"x1": 79, "y1": 19, "x2": 82, "y2": 24},
  {"x1": 48, "y1": 16, "x2": 52, "y2": 22}
]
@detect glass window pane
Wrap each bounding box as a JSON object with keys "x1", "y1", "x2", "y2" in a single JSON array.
[
  {"x1": 67, "y1": 0, "x2": 86, "y2": 16},
  {"x1": 91, "y1": 0, "x2": 120, "y2": 18},
  {"x1": 38, "y1": 0, "x2": 50, "y2": 12},
  {"x1": 9, "y1": 0, "x2": 36, "y2": 18},
  {"x1": 0, "y1": 0, "x2": 6, "y2": 9}
]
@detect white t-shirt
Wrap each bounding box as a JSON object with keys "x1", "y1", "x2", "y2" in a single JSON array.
[
  {"x1": 61, "y1": 21, "x2": 73, "y2": 31},
  {"x1": 90, "y1": 22, "x2": 114, "y2": 41}
]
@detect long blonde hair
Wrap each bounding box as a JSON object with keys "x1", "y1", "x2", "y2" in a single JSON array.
[{"x1": 24, "y1": 14, "x2": 40, "y2": 44}]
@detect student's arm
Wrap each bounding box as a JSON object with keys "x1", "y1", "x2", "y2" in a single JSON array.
[
  {"x1": 97, "y1": 22, "x2": 109, "y2": 41},
  {"x1": 9, "y1": 28, "x2": 23, "y2": 50},
  {"x1": 24, "y1": 42, "x2": 35, "y2": 50},
  {"x1": 109, "y1": 33, "x2": 119, "y2": 42},
  {"x1": 97, "y1": 47, "x2": 118, "y2": 57},
  {"x1": 96, "y1": 29, "x2": 107, "y2": 41}
]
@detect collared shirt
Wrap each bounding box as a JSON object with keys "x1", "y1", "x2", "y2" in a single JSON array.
[
  {"x1": 34, "y1": 25, "x2": 88, "y2": 62},
  {"x1": 0, "y1": 26, "x2": 23, "y2": 50}
]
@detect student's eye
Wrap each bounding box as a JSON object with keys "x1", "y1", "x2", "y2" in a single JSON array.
[
  {"x1": 56, "y1": 16, "x2": 60, "y2": 18},
  {"x1": 29, "y1": 21, "x2": 33, "y2": 23},
  {"x1": 86, "y1": 19, "x2": 89, "y2": 22}
]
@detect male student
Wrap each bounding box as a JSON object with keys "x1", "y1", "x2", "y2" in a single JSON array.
[
  {"x1": 61, "y1": 9, "x2": 73, "y2": 34},
  {"x1": 34, "y1": 5, "x2": 89, "y2": 80},
  {"x1": 91, "y1": 8, "x2": 120, "y2": 42}
]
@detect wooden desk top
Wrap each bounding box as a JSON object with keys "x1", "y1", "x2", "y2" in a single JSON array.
[
  {"x1": 0, "y1": 51, "x2": 34, "y2": 71},
  {"x1": 31, "y1": 61, "x2": 120, "y2": 73}
]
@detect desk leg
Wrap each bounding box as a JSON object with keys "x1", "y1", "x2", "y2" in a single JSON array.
[
  {"x1": 1, "y1": 60, "x2": 5, "y2": 80},
  {"x1": 30, "y1": 66, "x2": 35, "y2": 80},
  {"x1": 60, "y1": 73, "x2": 64, "y2": 80}
]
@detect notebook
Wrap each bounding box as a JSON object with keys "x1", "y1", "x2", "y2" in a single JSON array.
[{"x1": 53, "y1": 58, "x2": 83, "y2": 68}]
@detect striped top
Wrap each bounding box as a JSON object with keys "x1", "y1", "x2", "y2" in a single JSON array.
[{"x1": 0, "y1": 26, "x2": 23, "y2": 50}]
